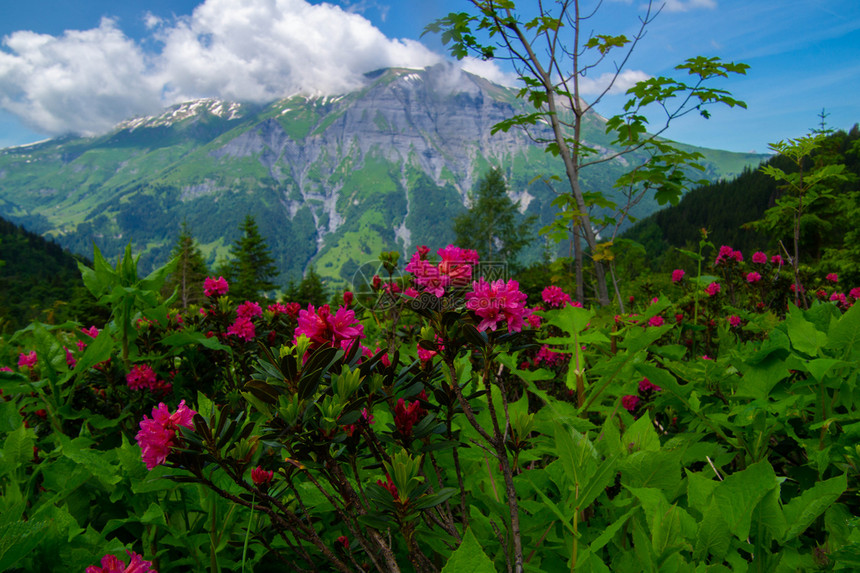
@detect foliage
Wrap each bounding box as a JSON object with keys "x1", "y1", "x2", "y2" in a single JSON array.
[
  {"x1": 452, "y1": 168, "x2": 537, "y2": 270},
  {"x1": 224, "y1": 215, "x2": 278, "y2": 302},
  {"x1": 162, "y1": 221, "x2": 209, "y2": 309},
  {"x1": 283, "y1": 265, "x2": 328, "y2": 307},
  {"x1": 3, "y1": 232, "x2": 860, "y2": 572},
  {"x1": 425, "y1": 0, "x2": 748, "y2": 305}
]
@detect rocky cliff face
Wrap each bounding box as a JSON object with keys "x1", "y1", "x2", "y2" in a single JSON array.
[{"x1": 0, "y1": 64, "x2": 767, "y2": 284}]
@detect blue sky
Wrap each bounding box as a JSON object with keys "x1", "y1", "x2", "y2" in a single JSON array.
[{"x1": 0, "y1": 0, "x2": 857, "y2": 153}]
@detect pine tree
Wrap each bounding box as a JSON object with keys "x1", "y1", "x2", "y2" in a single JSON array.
[
  {"x1": 283, "y1": 265, "x2": 328, "y2": 307},
  {"x1": 453, "y1": 168, "x2": 536, "y2": 271},
  {"x1": 163, "y1": 221, "x2": 209, "y2": 309},
  {"x1": 227, "y1": 215, "x2": 278, "y2": 301}
]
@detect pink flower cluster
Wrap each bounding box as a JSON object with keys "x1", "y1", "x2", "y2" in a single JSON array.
[
  {"x1": 534, "y1": 345, "x2": 568, "y2": 367},
  {"x1": 135, "y1": 400, "x2": 197, "y2": 470},
  {"x1": 18, "y1": 351, "x2": 37, "y2": 369},
  {"x1": 465, "y1": 279, "x2": 530, "y2": 333},
  {"x1": 251, "y1": 466, "x2": 274, "y2": 485},
  {"x1": 728, "y1": 315, "x2": 742, "y2": 328},
  {"x1": 86, "y1": 550, "x2": 156, "y2": 573},
  {"x1": 746, "y1": 271, "x2": 761, "y2": 283},
  {"x1": 752, "y1": 251, "x2": 767, "y2": 264},
  {"x1": 404, "y1": 245, "x2": 479, "y2": 297},
  {"x1": 394, "y1": 397, "x2": 427, "y2": 437},
  {"x1": 126, "y1": 364, "x2": 171, "y2": 393},
  {"x1": 671, "y1": 269, "x2": 685, "y2": 283},
  {"x1": 203, "y1": 276, "x2": 229, "y2": 297},
  {"x1": 715, "y1": 245, "x2": 743, "y2": 265},
  {"x1": 227, "y1": 300, "x2": 264, "y2": 341},
  {"x1": 295, "y1": 304, "x2": 365, "y2": 351},
  {"x1": 639, "y1": 378, "x2": 661, "y2": 393},
  {"x1": 704, "y1": 282, "x2": 721, "y2": 297},
  {"x1": 541, "y1": 285, "x2": 572, "y2": 308},
  {"x1": 622, "y1": 395, "x2": 639, "y2": 412}
]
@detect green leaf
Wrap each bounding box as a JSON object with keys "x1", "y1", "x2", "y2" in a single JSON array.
[
  {"x1": 441, "y1": 527, "x2": 496, "y2": 573},
  {"x1": 785, "y1": 304, "x2": 828, "y2": 356},
  {"x1": 0, "y1": 518, "x2": 49, "y2": 571},
  {"x1": 713, "y1": 460, "x2": 778, "y2": 540},
  {"x1": 781, "y1": 473, "x2": 847, "y2": 542}
]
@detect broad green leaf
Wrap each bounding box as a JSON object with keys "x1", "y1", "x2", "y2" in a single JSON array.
[
  {"x1": 782, "y1": 473, "x2": 847, "y2": 542},
  {"x1": 826, "y1": 301, "x2": 860, "y2": 360},
  {"x1": 0, "y1": 519, "x2": 49, "y2": 571},
  {"x1": 622, "y1": 412, "x2": 661, "y2": 453},
  {"x1": 441, "y1": 527, "x2": 496, "y2": 573},
  {"x1": 713, "y1": 460, "x2": 778, "y2": 540},
  {"x1": 785, "y1": 304, "x2": 828, "y2": 356},
  {"x1": 693, "y1": 500, "x2": 731, "y2": 561}
]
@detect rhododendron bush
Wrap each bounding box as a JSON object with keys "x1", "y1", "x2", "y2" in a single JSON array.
[{"x1": 1, "y1": 242, "x2": 860, "y2": 572}]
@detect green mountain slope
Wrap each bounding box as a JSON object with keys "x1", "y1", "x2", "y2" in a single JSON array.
[{"x1": 0, "y1": 65, "x2": 767, "y2": 286}]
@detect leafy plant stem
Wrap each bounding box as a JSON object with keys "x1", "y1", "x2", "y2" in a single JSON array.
[{"x1": 241, "y1": 492, "x2": 255, "y2": 573}]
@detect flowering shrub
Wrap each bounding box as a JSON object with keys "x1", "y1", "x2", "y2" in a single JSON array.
[{"x1": 2, "y1": 241, "x2": 860, "y2": 572}]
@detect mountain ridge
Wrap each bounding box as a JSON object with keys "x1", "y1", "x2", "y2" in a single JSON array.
[{"x1": 0, "y1": 64, "x2": 768, "y2": 285}]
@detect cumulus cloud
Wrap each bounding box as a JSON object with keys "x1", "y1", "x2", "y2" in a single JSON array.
[
  {"x1": 578, "y1": 69, "x2": 651, "y2": 96},
  {"x1": 0, "y1": 0, "x2": 442, "y2": 136},
  {"x1": 459, "y1": 57, "x2": 519, "y2": 87}
]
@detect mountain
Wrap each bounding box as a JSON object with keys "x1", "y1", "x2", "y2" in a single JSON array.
[{"x1": 0, "y1": 64, "x2": 768, "y2": 286}]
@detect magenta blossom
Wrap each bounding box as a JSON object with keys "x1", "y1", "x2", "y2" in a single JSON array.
[
  {"x1": 237, "y1": 301, "x2": 263, "y2": 320},
  {"x1": 136, "y1": 400, "x2": 197, "y2": 470},
  {"x1": 771, "y1": 254, "x2": 784, "y2": 266},
  {"x1": 648, "y1": 315, "x2": 664, "y2": 327},
  {"x1": 82, "y1": 325, "x2": 100, "y2": 338},
  {"x1": 826, "y1": 273, "x2": 839, "y2": 283},
  {"x1": 127, "y1": 364, "x2": 157, "y2": 391},
  {"x1": 622, "y1": 395, "x2": 640, "y2": 412},
  {"x1": 752, "y1": 251, "x2": 767, "y2": 264},
  {"x1": 728, "y1": 315, "x2": 741, "y2": 328},
  {"x1": 18, "y1": 351, "x2": 37, "y2": 369},
  {"x1": 295, "y1": 304, "x2": 365, "y2": 351},
  {"x1": 746, "y1": 271, "x2": 761, "y2": 283},
  {"x1": 203, "y1": 276, "x2": 229, "y2": 297},
  {"x1": 465, "y1": 278, "x2": 529, "y2": 333},
  {"x1": 541, "y1": 285, "x2": 572, "y2": 308},
  {"x1": 850, "y1": 287, "x2": 860, "y2": 300},
  {"x1": 704, "y1": 282, "x2": 721, "y2": 297},
  {"x1": 639, "y1": 378, "x2": 661, "y2": 393},
  {"x1": 227, "y1": 317, "x2": 256, "y2": 341},
  {"x1": 671, "y1": 269, "x2": 685, "y2": 283},
  {"x1": 251, "y1": 466, "x2": 274, "y2": 485},
  {"x1": 86, "y1": 550, "x2": 156, "y2": 573}
]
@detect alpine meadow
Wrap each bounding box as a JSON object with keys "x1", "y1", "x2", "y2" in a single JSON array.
[{"x1": 1, "y1": 1, "x2": 860, "y2": 572}]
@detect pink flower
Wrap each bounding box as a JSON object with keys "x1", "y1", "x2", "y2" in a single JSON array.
[
  {"x1": 675, "y1": 313, "x2": 684, "y2": 323},
  {"x1": 752, "y1": 251, "x2": 767, "y2": 264},
  {"x1": 417, "y1": 345, "x2": 437, "y2": 363},
  {"x1": 237, "y1": 301, "x2": 262, "y2": 320},
  {"x1": 771, "y1": 254, "x2": 784, "y2": 266},
  {"x1": 826, "y1": 273, "x2": 839, "y2": 283},
  {"x1": 542, "y1": 285, "x2": 572, "y2": 308},
  {"x1": 648, "y1": 315, "x2": 664, "y2": 327},
  {"x1": 639, "y1": 378, "x2": 661, "y2": 393},
  {"x1": 850, "y1": 287, "x2": 860, "y2": 300},
  {"x1": 227, "y1": 317, "x2": 256, "y2": 341},
  {"x1": 466, "y1": 279, "x2": 529, "y2": 333},
  {"x1": 702, "y1": 355, "x2": 713, "y2": 360},
  {"x1": 671, "y1": 269, "x2": 685, "y2": 283},
  {"x1": 267, "y1": 302, "x2": 288, "y2": 315},
  {"x1": 704, "y1": 282, "x2": 721, "y2": 297},
  {"x1": 437, "y1": 244, "x2": 478, "y2": 288},
  {"x1": 526, "y1": 311, "x2": 542, "y2": 329},
  {"x1": 830, "y1": 292, "x2": 847, "y2": 306},
  {"x1": 136, "y1": 400, "x2": 197, "y2": 470},
  {"x1": 0, "y1": 367, "x2": 12, "y2": 373},
  {"x1": 622, "y1": 395, "x2": 639, "y2": 412},
  {"x1": 534, "y1": 345, "x2": 568, "y2": 367},
  {"x1": 343, "y1": 291, "x2": 354, "y2": 306},
  {"x1": 203, "y1": 276, "x2": 229, "y2": 297},
  {"x1": 82, "y1": 325, "x2": 100, "y2": 338},
  {"x1": 86, "y1": 550, "x2": 156, "y2": 573},
  {"x1": 714, "y1": 245, "x2": 734, "y2": 265},
  {"x1": 728, "y1": 315, "x2": 741, "y2": 328},
  {"x1": 746, "y1": 271, "x2": 761, "y2": 283},
  {"x1": 127, "y1": 364, "x2": 158, "y2": 391},
  {"x1": 394, "y1": 398, "x2": 427, "y2": 437},
  {"x1": 18, "y1": 351, "x2": 37, "y2": 369},
  {"x1": 731, "y1": 250, "x2": 743, "y2": 263},
  {"x1": 251, "y1": 466, "x2": 274, "y2": 485},
  {"x1": 77, "y1": 340, "x2": 87, "y2": 352},
  {"x1": 65, "y1": 347, "x2": 77, "y2": 369},
  {"x1": 295, "y1": 304, "x2": 365, "y2": 351}
]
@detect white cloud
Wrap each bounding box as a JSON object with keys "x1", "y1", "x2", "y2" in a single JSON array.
[
  {"x1": 0, "y1": 0, "x2": 441, "y2": 136},
  {"x1": 662, "y1": 0, "x2": 717, "y2": 13},
  {"x1": 578, "y1": 69, "x2": 651, "y2": 96},
  {"x1": 459, "y1": 57, "x2": 519, "y2": 87}
]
